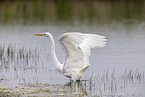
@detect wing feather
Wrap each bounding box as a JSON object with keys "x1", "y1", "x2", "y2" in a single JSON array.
[{"x1": 59, "y1": 32, "x2": 107, "y2": 74}]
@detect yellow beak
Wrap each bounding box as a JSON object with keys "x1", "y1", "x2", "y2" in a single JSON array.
[{"x1": 34, "y1": 33, "x2": 44, "y2": 36}]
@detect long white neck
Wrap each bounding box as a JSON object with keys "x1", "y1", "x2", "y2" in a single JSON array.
[{"x1": 48, "y1": 34, "x2": 62, "y2": 73}]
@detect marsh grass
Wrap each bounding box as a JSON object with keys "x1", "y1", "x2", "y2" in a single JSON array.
[
  {"x1": 0, "y1": 67, "x2": 144, "y2": 96},
  {"x1": 85, "y1": 68, "x2": 145, "y2": 96},
  {"x1": 122, "y1": 68, "x2": 144, "y2": 83},
  {"x1": 0, "y1": 44, "x2": 43, "y2": 86},
  {"x1": 29, "y1": 69, "x2": 145, "y2": 96},
  {"x1": 0, "y1": 44, "x2": 39, "y2": 70},
  {"x1": 0, "y1": 44, "x2": 144, "y2": 96}
]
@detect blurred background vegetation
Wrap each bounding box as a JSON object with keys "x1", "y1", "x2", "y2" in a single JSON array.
[{"x1": 0, "y1": 0, "x2": 145, "y2": 25}]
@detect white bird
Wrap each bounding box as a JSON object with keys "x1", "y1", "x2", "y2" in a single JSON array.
[{"x1": 35, "y1": 32, "x2": 107, "y2": 81}]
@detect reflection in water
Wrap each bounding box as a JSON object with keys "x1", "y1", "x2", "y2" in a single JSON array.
[
  {"x1": 0, "y1": 46, "x2": 2, "y2": 59},
  {"x1": 64, "y1": 81, "x2": 88, "y2": 96}
]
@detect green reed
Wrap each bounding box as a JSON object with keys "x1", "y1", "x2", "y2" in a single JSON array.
[
  {"x1": 0, "y1": 44, "x2": 145, "y2": 96},
  {"x1": 0, "y1": 44, "x2": 40, "y2": 71},
  {"x1": 86, "y1": 68, "x2": 144, "y2": 96}
]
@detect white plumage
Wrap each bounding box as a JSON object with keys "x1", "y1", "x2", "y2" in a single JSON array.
[{"x1": 35, "y1": 32, "x2": 107, "y2": 81}]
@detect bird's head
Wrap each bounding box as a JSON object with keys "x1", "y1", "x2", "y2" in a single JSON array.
[
  {"x1": 34, "y1": 32, "x2": 50, "y2": 37},
  {"x1": 34, "y1": 32, "x2": 53, "y2": 39}
]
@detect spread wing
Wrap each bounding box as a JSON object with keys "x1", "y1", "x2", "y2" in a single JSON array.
[{"x1": 59, "y1": 32, "x2": 107, "y2": 74}]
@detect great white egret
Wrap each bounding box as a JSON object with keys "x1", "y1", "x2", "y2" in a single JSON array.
[{"x1": 35, "y1": 32, "x2": 107, "y2": 81}]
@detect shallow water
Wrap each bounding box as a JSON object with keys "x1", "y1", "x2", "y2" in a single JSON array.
[{"x1": 0, "y1": 1, "x2": 145, "y2": 96}]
